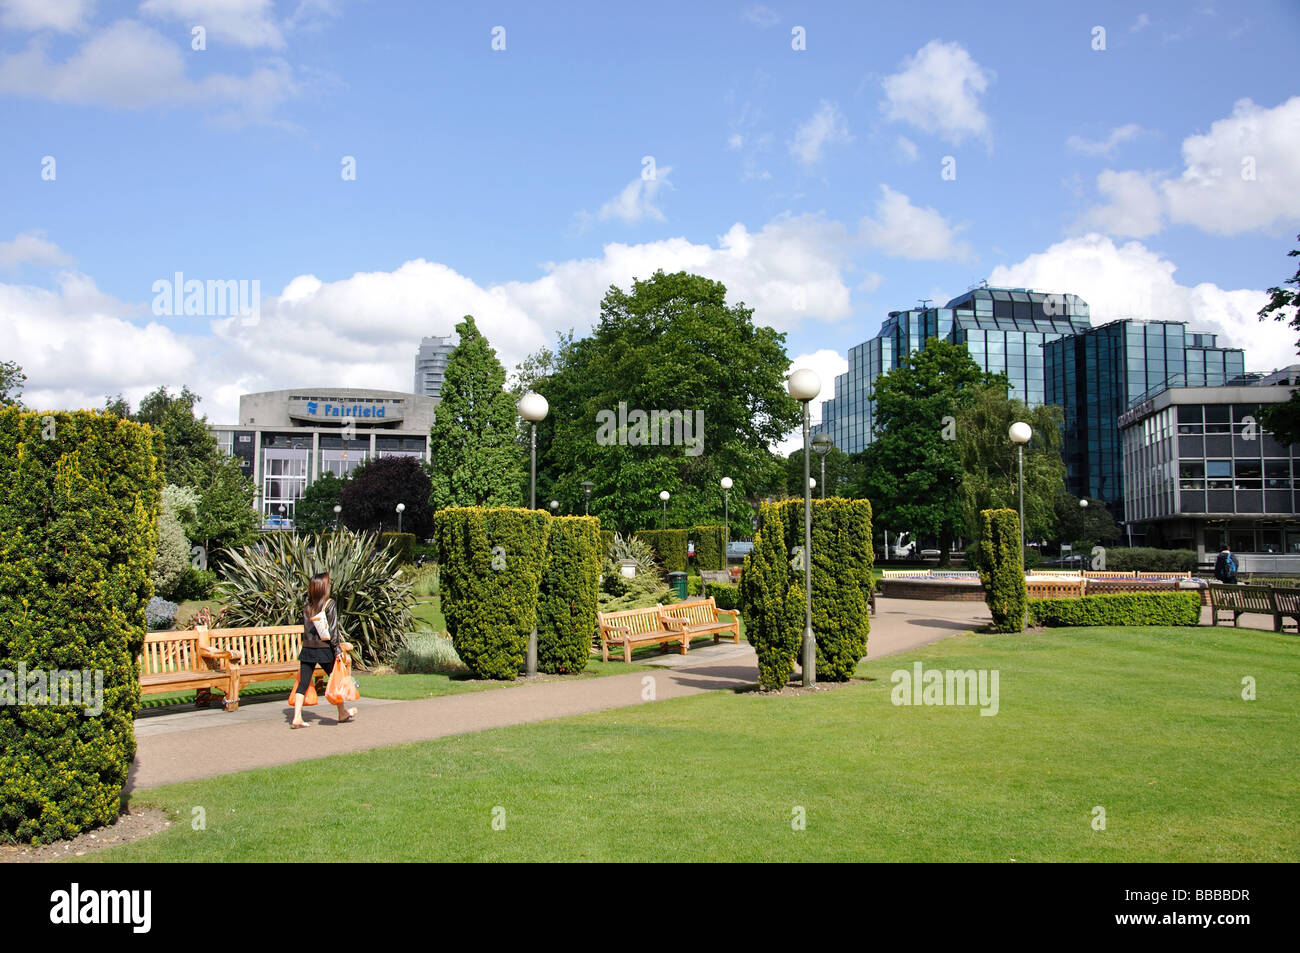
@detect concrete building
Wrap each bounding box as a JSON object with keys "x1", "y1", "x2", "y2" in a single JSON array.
[
  {"x1": 413, "y1": 335, "x2": 456, "y2": 401},
  {"x1": 1119, "y1": 367, "x2": 1300, "y2": 571},
  {"x1": 210, "y1": 388, "x2": 437, "y2": 527}
]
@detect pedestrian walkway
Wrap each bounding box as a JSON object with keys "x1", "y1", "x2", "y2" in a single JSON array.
[{"x1": 128, "y1": 598, "x2": 993, "y2": 791}]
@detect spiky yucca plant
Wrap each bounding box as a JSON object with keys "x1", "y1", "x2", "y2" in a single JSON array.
[
  {"x1": 216, "y1": 529, "x2": 414, "y2": 666},
  {"x1": 604, "y1": 532, "x2": 659, "y2": 576}
]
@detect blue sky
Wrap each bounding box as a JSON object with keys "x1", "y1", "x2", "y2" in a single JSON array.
[{"x1": 3, "y1": 0, "x2": 1299, "y2": 444}]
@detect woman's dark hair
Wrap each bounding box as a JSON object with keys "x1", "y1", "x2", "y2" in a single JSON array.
[{"x1": 307, "y1": 572, "x2": 331, "y2": 615}]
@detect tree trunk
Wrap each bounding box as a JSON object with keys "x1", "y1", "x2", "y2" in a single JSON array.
[{"x1": 938, "y1": 528, "x2": 953, "y2": 567}]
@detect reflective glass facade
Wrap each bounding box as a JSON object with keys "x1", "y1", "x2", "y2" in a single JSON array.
[
  {"x1": 1046, "y1": 321, "x2": 1246, "y2": 510},
  {"x1": 815, "y1": 288, "x2": 1090, "y2": 454}
]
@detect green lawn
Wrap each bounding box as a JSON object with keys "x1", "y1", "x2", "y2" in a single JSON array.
[{"x1": 100, "y1": 624, "x2": 1298, "y2": 862}]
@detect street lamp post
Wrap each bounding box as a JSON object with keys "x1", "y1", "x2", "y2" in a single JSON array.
[
  {"x1": 549, "y1": 500, "x2": 559, "y2": 514},
  {"x1": 811, "y1": 432, "x2": 833, "y2": 499},
  {"x1": 517, "y1": 391, "x2": 550, "y2": 677},
  {"x1": 720, "y1": 477, "x2": 733, "y2": 557},
  {"x1": 659, "y1": 490, "x2": 670, "y2": 530},
  {"x1": 396, "y1": 502, "x2": 405, "y2": 534},
  {"x1": 788, "y1": 367, "x2": 822, "y2": 688},
  {"x1": 332, "y1": 504, "x2": 341, "y2": 531},
  {"x1": 1009, "y1": 422, "x2": 1032, "y2": 555},
  {"x1": 580, "y1": 480, "x2": 594, "y2": 516}
]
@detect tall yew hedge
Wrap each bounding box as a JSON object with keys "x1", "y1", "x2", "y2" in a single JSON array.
[
  {"x1": 739, "y1": 497, "x2": 873, "y2": 689},
  {"x1": 433, "y1": 506, "x2": 550, "y2": 679},
  {"x1": 0, "y1": 410, "x2": 163, "y2": 843},
  {"x1": 691, "y1": 524, "x2": 726, "y2": 571},
  {"x1": 978, "y1": 508, "x2": 1026, "y2": 632},
  {"x1": 634, "y1": 529, "x2": 688, "y2": 573},
  {"x1": 536, "y1": 516, "x2": 601, "y2": 674}
]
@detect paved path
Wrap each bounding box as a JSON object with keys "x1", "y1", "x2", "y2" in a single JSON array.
[{"x1": 128, "y1": 598, "x2": 993, "y2": 791}]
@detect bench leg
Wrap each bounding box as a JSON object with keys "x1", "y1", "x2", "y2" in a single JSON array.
[
  {"x1": 602, "y1": 643, "x2": 609, "y2": 662},
  {"x1": 624, "y1": 642, "x2": 632, "y2": 664},
  {"x1": 194, "y1": 688, "x2": 212, "y2": 709},
  {"x1": 679, "y1": 637, "x2": 688, "y2": 655},
  {"x1": 223, "y1": 669, "x2": 241, "y2": 712}
]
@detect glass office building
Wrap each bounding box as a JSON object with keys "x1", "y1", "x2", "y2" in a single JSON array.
[
  {"x1": 1046, "y1": 320, "x2": 1246, "y2": 513},
  {"x1": 1119, "y1": 367, "x2": 1300, "y2": 570},
  {"x1": 413, "y1": 335, "x2": 456, "y2": 401},
  {"x1": 815, "y1": 287, "x2": 1090, "y2": 454}
]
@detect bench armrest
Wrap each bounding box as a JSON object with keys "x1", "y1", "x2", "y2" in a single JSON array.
[
  {"x1": 600, "y1": 624, "x2": 631, "y2": 638},
  {"x1": 199, "y1": 646, "x2": 242, "y2": 665},
  {"x1": 660, "y1": 616, "x2": 689, "y2": 631}
]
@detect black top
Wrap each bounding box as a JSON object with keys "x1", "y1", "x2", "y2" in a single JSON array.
[{"x1": 300, "y1": 599, "x2": 342, "y2": 663}]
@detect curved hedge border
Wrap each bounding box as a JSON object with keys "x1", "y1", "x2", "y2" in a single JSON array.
[
  {"x1": 1028, "y1": 592, "x2": 1200, "y2": 627},
  {"x1": 536, "y1": 516, "x2": 601, "y2": 674},
  {"x1": 0, "y1": 409, "x2": 162, "y2": 844},
  {"x1": 977, "y1": 508, "x2": 1026, "y2": 633},
  {"x1": 739, "y1": 497, "x2": 873, "y2": 689}
]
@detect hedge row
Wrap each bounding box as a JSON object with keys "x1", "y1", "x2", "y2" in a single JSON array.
[
  {"x1": 705, "y1": 581, "x2": 741, "y2": 611},
  {"x1": 599, "y1": 529, "x2": 616, "y2": 557},
  {"x1": 691, "y1": 525, "x2": 726, "y2": 571},
  {"x1": 635, "y1": 529, "x2": 688, "y2": 573},
  {"x1": 535, "y1": 516, "x2": 602, "y2": 674},
  {"x1": 1028, "y1": 592, "x2": 1200, "y2": 627},
  {"x1": 739, "y1": 497, "x2": 872, "y2": 689},
  {"x1": 1103, "y1": 547, "x2": 1198, "y2": 572},
  {"x1": 0, "y1": 410, "x2": 163, "y2": 844},
  {"x1": 978, "y1": 508, "x2": 1026, "y2": 633},
  {"x1": 380, "y1": 531, "x2": 416, "y2": 565},
  {"x1": 433, "y1": 508, "x2": 603, "y2": 679}
]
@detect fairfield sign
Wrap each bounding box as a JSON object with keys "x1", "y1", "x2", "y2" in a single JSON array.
[{"x1": 288, "y1": 397, "x2": 403, "y2": 424}]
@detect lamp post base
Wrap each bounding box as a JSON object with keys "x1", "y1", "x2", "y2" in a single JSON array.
[
  {"x1": 526, "y1": 628, "x2": 537, "y2": 677},
  {"x1": 801, "y1": 625, "x2": 816, "y2": 688}
]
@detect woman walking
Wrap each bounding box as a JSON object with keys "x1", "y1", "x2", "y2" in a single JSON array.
[{"x1": 290, "y1": 571, "x2": 358, "y2": 728}]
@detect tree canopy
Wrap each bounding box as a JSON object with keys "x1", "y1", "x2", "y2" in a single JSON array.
[
  {"x1": 428, "y1": 315, "x2": 525, "y2": 509},
  {"x1": 527, "y1": 270, "x2": 798, "y2": 533},
  {"x1": 0, "y1": 361, "x2": 25, "y2": 408},
  {"x1": 1259, "y1": 234, "x2": 1300, "y2": 444},
  {"x1": 344, "y1": 456, "x2": 434, "y2": 537}
]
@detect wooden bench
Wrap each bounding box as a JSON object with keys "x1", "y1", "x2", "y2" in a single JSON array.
[
  {"x1": 1026, "y1": 578, "x2": 1086, "y2": 599},
  {"x1": 139, "y1": 629, "x2": 242, "y2": 711},
  {"x1": 1269, "y1": 587, "x2": 1300, "y2": 632},
  {"x1": 1208, "y1": 584, "x2": 1282, "y2": 629},
  {"x1": 596, "y1": 606, "x2": 688, "y2": 662},
  {"x1": 659, "y1": 597, "x2": 740, "y2": 647},
  {"x1": 202, "y1": 625, "x2": 352, "y2": 711},
  {"x1": 1083, "y1": 578, "x2": 1179, "y2": 596}
]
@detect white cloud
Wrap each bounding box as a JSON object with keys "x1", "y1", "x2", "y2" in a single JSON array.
[
  {"x1": 988, "y1": 233, "x2": 1291, "y2": 367},
  {"x1": 6, "y1": 217, "x2": 857, "y2": 421},
  {"x1": 0, "y1": 0, "x2": 95, "y2": 32},
  {"x1": 776, "y1": 349, "x2": 848, "y2": 454},
  {"x1": 896, "y1": 135, "x2": 919, "y2": 161},
  {"x1": 789, "y1": 100, "x2": 850, "y2": 167},
  {"x1": 0, "y1": 18, "x2": 299, "y2": 117},
  {"x1": 727, "y1": 133, "x2": 743, "y2": 150},
  {"x1": 590, "y1": 164, "x2": 675, "y2": 225},
  {"x1": 1066, "y1": 123, "x2": 1144, "y2": 157},
  {"x1": 1074, "y1": 169, "x2": 1165, "y2": 238},
  {"x1": 857, "y1": 272, "x2": 884, "y2": 293},
  {"x1": 1077, "y1": 97, "x2": 1300, "y2": 239},
  {"x1": 0, "y1": 231, "x2": 74, "y2": 268},
  {"x1": 860, "y1": 185, "x2": 973, "y2": 262},
  {"x1": 880, "y1": 40, "x2": 992, "y2": 145},
  {"x1": 1130, "y1": 13, "x2": 1151, "y2": 32},
  {"x1": 140, "y1": 0, "x2": 285, "y2": 49},
  {"x1": 742, "y1": 4, "x2": 780, "y2": 28}
]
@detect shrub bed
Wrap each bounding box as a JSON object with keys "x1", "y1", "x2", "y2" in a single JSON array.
[
  {"x1": 381, "y1": 531, "x2": 417, "y2": 566},
  {"x1": 1103, "y1": 547, "x2": 1198, "y2": 572},
  {"x1": 1028, "y1": 592, "x2": 1200, "y2": 627},
  {"x1": 0, "y1": 409, "x2": 162, "y2": 844},
  {"x1": 705, "y1": 582, "x2": 741, "y2": 611}
]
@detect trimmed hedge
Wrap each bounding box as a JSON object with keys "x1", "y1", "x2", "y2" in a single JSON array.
[
  {"x1": 635, "y1": 529, "x2": 688, "y2": 574},
  {"x1": 1103, "y1": 547, "x2": 1198, "y2": 572},
  {"x1": 599, "y1": 529, "x2": 616, "y2": 556},
  {"x1": 536, "y1": 516, "x2": 601, "y2": 674},
  {"x1": 687, "y1": 574, "x2": 702, "y2": 596},
  {"x1": 1028, "y1": 592, "x2": 1200, "y2": 627},
  {"x1": 978, "y1": 508, "x2": 1026, "y2": 633},
  {"x1": 433, "y1": 507, "x2": 549, "y2": 680},
  {"x1": 691, "y1": 524, "x2": 726, "y2": 571},
  {"x1": 380, "y1": 531, "x2": 417, "y2": 565},
  {"x1": 740, "y1": 497, "x2": 872, "y2": 689},
  {"x1": 705, "y1": 582, "x2": 741, "y2": 611},
  {"x1": 0, "y1": 409, "x2": 163, "y2": 844}
]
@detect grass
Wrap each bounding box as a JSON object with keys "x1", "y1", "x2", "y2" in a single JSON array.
[{"x1": 100, "y1": 623, "x2": 1298, "y2": 862}]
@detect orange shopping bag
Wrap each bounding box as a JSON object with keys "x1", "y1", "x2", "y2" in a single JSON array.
[
  {"x1": 288, "y1": 678, "x2": 319, "y2": 706},
  {"x1": 325, "y1": 658, "x2": 361, "y2": 705}
]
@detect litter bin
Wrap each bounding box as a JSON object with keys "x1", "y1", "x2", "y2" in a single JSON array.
[{"x1": 668, "y1": 571, "x2": 688, "y2": 600}]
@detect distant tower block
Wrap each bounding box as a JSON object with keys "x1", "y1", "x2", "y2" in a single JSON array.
[{"x1": 414, "y1": 334, "x2": 456, "y2": 400}]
